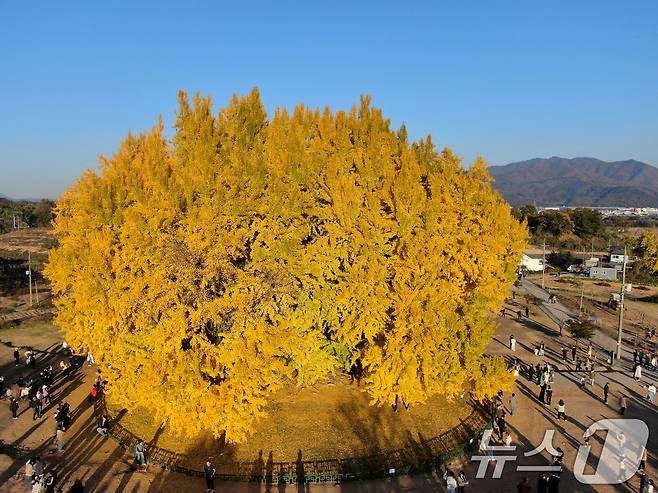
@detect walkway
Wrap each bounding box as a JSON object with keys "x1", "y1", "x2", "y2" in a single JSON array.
[{"x1": 0, "y1": 281, "x2": 656, "y2": 492}]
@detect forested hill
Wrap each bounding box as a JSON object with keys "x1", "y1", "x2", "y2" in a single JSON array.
[{"x1": 488, "y1": 157, "x2": 658, "y2": 207}]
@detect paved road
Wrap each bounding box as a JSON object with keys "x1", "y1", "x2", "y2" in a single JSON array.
[{"x1": 522, "y1": 279, "x2": 627, "y2": 366}]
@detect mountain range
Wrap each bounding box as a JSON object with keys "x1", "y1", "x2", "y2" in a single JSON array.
[{"x1": 488, "y1": 157, "x2": 658, "y2": 207}]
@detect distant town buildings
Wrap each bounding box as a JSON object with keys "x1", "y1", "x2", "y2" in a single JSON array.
[
  {"x1": 609, "y1": 248, "x2": 628, "y2": 264},
  {"x1": 520, "y1": 253, "x2": 545, "y2": 272},
  {"x1": 589, "y1": 267, "x2": 618, "y2": 280},
  {"x1": 537, "y1": 206, "x2": 658, "y2": 217}
]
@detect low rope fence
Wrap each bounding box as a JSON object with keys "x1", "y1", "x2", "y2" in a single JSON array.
[{"x1": 94, "y1": 395, "x2": 492, "y2": 484}]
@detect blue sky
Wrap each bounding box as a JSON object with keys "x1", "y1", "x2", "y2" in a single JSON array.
[{"x1": 1, "y1": 1, "x2": 657, "y2": 199}]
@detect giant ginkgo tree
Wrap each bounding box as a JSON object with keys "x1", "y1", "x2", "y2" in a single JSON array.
[{"x1": 45, "y1": 90, "x2": 527, "y2": 442}]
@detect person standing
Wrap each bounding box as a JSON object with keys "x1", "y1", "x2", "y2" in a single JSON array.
[
  {"x1": 640, "y1": 448, "x2": 648, "y2": 471},
  {"x1": 69, "y1": 479, "x2": 84, "y2": 493},
  {"x1": 620, "y1": 395, "x2": 628, "y2": 415},
  {"x1": 31, "y1": 474, "x2": 45, "y2": 493},
  {"x1": 635, "y1": 364, "x2": 643, "y2": 382},
  {"x1": 604, "y1": 382, "x2": 610, "y2": 403},
  {"x1": 545, "y1": 385, "x2": 553, "y2": 406},
  {"x1": 647, "y1": 384, "x2": 656, "y2": 403},
  {"x1": 56, "y1": 428, "x2": 65, "y2": 452},
  {"x1": 634, "y1": 349, "x2": 639, "y2": 365},
  {"x1": 539, "y1": 341, "x2": 545, "y2": 356},
  {"x1": 525, "y1": 306, "x2": 529, "y2": 318},
  {"x1": 557, "y1": 399, "x2": 566, "y2": 420},
  {"x1": 510, "y1": 335, "x2": 516, "y2": 352},
  {"x1": 204, "y1": 459, "x2": 216, "y2": 493},
  {"x1": 41, "y1": 385, "x2": 50, "y2": 405},
  {"x1": 96, "y1": 415, "x2": 109, "y2": 437},
  {"x1": 495, "y1": 404, "x2": 506, "y2": 439},
  {"x1": 134, "y1": 439, "x2": 146, "y2": 468},
  {"x1": 10, "y1": 397, "x2": 19, "y2": 419},
  {"x1": 561, "y1": 346, "x2": 568, "y2": 361},
  {"x1": 517, "y1": 477, "x2": 532, "y2": 493},
  {"x1": 572, "y1": 345, "x2": 577, "y2": 361},
  {"x1": 457, "y1": 471, "x2": 468, "y2": 493},
  {"x1": 13, "y1": 348, "x2": 20, "y2": 366},
  {"x1": 502, "y1": 431, "x2": 513, "y2": 447},
  {"x1": 443, "y1": 470, "x2": 458, "y2": 493},
  {"x1": 509, "y1": 393, "x2": 517, "y2": 416},
  {"x1": 25, "y1": 457, "x2": 36, "y2": 491},
  {"x1": 44, "y1": 471, "x2": 57, "y2": 493},
  {"x1": 539, "y1": 382, "x2": 547, "y2": 403}
]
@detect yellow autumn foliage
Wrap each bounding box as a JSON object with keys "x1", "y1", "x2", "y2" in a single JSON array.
[{"x1": 45, "y1": 90, "x2": 527, "y2": 442}]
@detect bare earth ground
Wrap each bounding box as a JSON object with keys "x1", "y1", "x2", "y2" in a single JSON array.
[
  {"x1": 0, "y1": 280, "x2": 656, "y2": 492},
  {"x1": 0, "y1": 228, "x2": 53, "y2": 254},
  {"x1": 536, "y1": 273, "x2": 658, "y2": 354}
]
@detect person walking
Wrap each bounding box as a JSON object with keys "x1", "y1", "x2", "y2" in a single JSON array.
[
  {"x1": 647, "y1": 384, "x2": 656, "y2": 403},
  {"x1": 572, "y1": 345, "x2": 577, "y2": 361},
  {"x1": 634, "y1": 349, "x2": 639, "y2": 365},
  {"x1": 539, "y1": 341, "x2": 545, "y2": 357},
  {"x1": 510, "y1": 335, "x2": 516, "y2": 352},
  {"x1": 525, "y1": 306, "x2": 529, "y2": 318},
  {"x1": 204, "y1": 459, "x2": 216, "y2": 493},
  {"x1": 561, "y1": 346, "x2": 568, "y2": 361},
  {"x1": 620, "y1": 395, "x2": 628, "y2": 415},
  {"x1": 557, "y1": 399, "x2": 566, "y2": 420},
  {"x1": 509, "y1": 393, "x2": 517, "y2": 416},
  {"x1": 604, "y1": 382, "x2": 610, "y2": 403},
  {"x1": 635, "y1": 364, "x2": 643, "y2": 382}
]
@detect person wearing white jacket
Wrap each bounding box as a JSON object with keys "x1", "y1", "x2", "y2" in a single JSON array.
[{"x1": 443, "y1": 470, "x2": 458, "y2": 493}]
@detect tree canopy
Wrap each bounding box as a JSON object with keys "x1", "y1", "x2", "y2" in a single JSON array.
[{"x1": 45, "y1": 90, "x2": 526, "y2": 442}]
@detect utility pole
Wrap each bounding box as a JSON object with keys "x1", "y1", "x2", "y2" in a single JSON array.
[
  {"x1": 616, "y1": 245, "x2": 627, "y2": 361},
  {"x1": 591, "y1": 239, "x2": 594, "y2": 262},
  {"x1": 27, "y1": 251, "x2": 33, "y2": 307},
  {"x1": 541, "y1": 239, "x2": 546, "y2": 290}
]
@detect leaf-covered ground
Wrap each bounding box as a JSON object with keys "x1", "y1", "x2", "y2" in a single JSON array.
[{"x1": 108, "y1": 375, "x2": 477, "y2": 463}]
